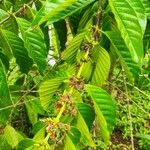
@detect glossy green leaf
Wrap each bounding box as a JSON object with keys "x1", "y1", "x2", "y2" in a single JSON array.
[
  {"x1": 105, "y1": 31, "x2": 140, "y2": 79},
  {"x1": 85, "y1": 84, "x2": 116, "y2": 144},
  {"x1": 62, "y1": 31, "x2": 86, "y2": 64},
  {"x1": 39, "y1": 77, "x2": 66, "y2": 110},
  {"x1": 77, "y1": 103, "x2": 95, "y2": 130},
  {"x1": 0, "y1": 61, "x2": 13, "y2": 123},
  {"x1": 0, "y1": 29, "x2": 33, "y2": 73},
  {"x1": 91, "y1": 45, "x2": 110, "y2": 86},
  {"x1": 68, "y1": 127, "x2": 81, "y2": 145},
  {"x1": 76, "y1": 112, "x2": 95, "y2": 147},
  {"x1": 109, "y1": 0, "x2": 147, "y2": 64},
  {"x1": 33, "y1": 0, "x2": 96, "y2": 26},
  {"x1": 16, "y1": 18, "x2": 48, "y2": 73}
]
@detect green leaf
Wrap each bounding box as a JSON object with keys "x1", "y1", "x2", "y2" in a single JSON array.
[
  {"x1": 33, "y1": 126, "x2": 46, "y2": 141},
  {"x1": 109, "y1": 0, "x2": 147, "y2": 64},
  {"x1": 76, "y1": 112, "x2": 95, "y2": 147},
  {"x1": 2, "y1": 17, "x2": 18, "y2": 34},
  {"x1": 39, "y1": 77, "x2": 66, "y2": 111},
  {"x1": 18, "y1": 138, "x2": 35, "y2": 150},
  {"x1": 105, "y1": 31, "x2": 140, "y2": 79},
  {"x1": 78, "y1": 1, "x2": 98, "y2": 31},
  {"x1": 64, "y1": 135, "x2": 76, "y2": 150},
  {"x1": 91, "y1": 45, "x2": 110, "y2": 86},
  {"x1": 0, "y1": 61, "x2": 13, "y2": 123},
  {"x1": 0, "y1": 9, "x2": 8, "y2": 21},
  {"x1": 85, "y1": 84, "x2": 116, "y2": 144},
  {"x1": 62, "y1": 31, "x2": 86, "y2": 64},
  {"x1": 143, "y1": 23, "x2": 150, "y2": 52},
  {"x1": 142, "y1": 0, "x2": 150, "y2": 20},
  {"x1": 0, "y1": 29, "x2": 33, "y2": 73},
  {"x1": 32, "y1": 121, "x2": 45, "y2": 135},
  {"x1": 81, "y1": 60, "x2": 93, "y2": 82},
  {"x1": 0, "y1": 51, "x2": 9, "y2": 70},
  {"x1": 33, "y1": 0, "x2": 96, "y2": 26},
  {"x1": 54, "y1": 20, "x2": 67, "y2": 51},
  {"x1": 4, "y1": 125, "x2": 19, "y2": 148},
  {"x1": 0, "y1": 134, "x2": 11, "y2": 150},
  {"x1": 25, "y1": 99, "x2": 38, "y2": 126},
  {"x1": 16, "y1": 17, "x2": 48, "y2": 73},
  {"x1": 77, "y1": 103, "x2": 95, "y2": 130},
  {"x1": 68, "y1": 127, "x2": 81, "y2": 145}
]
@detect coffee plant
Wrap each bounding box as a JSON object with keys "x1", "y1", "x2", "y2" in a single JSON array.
[{"x1": 0, "y1": 0, "x2": 149, "y2": 149}]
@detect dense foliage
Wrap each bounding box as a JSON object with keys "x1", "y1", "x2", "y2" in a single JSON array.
[{"x1": 0, "y1": 0, "x2": 149, "y2": 149}]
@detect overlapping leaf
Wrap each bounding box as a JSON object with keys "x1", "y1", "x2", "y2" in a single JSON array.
[
  {"x1": 85, "y1": 84, "x2": 116, "y2": 144},
  {"x1": 16, "y1": 18, "x2": 48, "y2": 72},
  {"x1": 0, "y1": 62, "x2": 13, "y2": 123},
  {"x1": 0, "y1": 29, "x2": 33, "y2": 73},
  {"x1": 91, "y1": 45, "x2": 110, "y2": 86},
  {"x1": 33, "y1": 0, "x2": 96, "y2": 26},
  {"x1": 76, "y1": 112, "x2": 95, "y2": 147},
  {"x1": 77, "y1": 103, "x2": 95, "y2": 130},
  {"x1": 62, "y1": 31, "x2": 86, "y2": 64},
  {"x1": 105, "y1": 31, "x2": 140, "y2": 79},
  {"x1": 109, "y1": 0, "x2": 147, "y2": 64},
  {"x1": 39, "y1": 77, "x2": 66, "y2": 111}
]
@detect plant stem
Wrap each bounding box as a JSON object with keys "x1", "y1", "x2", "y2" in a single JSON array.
[
  {"x1": 55, "y1": 103, "x2": 66, "y2": 122},
  {"x1": 55, "y1": 49, "x2": 90, "y2": 122}
]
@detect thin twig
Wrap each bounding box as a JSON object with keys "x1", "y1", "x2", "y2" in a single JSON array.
[
  {"x1": 122, "y1": 70, "x2": 135, "y2": 150},
  {"x1": 106, "y1": 81, "x2": 147, "y2": 114}
]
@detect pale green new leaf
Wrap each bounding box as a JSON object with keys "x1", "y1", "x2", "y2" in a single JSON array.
[
  {"x1": 0, "y1": 29, "x2": 33, "y2": 73},
  {"x1": 85, "y1": 84, "x2": 116, "y2": 144},
  {"x1": 0, "y1": 61, "x2": 13, "y2": 123},
  {"x1": 91, "y1": 45, "x2": 110, "y2": 86},
  {"x1": 105, "y1": 31, "x2": 140, "y2": 79},
  {"x1": 16, "y1": 18, "x2": 48, "y2": 72},
  {"x1": 64, "y1": 135, "x2": 76, "y2": 150},
  {"x1": 109, "y1": 0, "x2": 147, "y2": 64},
  {"x1": 33, "y1": 0, "x2": 96, "y2": 26},
  {"x1": 39, "y1": 77, "x2": 66, "y2": 111},
  {"x1": 4, "y1": 125, "x2": 19, "y2": 148},
  {"x1": 62, "y1": 31, "x2": 86, "y2": 64},
  {"x1": 76, "y1": 112, "x2": 95, "y2": 147}
]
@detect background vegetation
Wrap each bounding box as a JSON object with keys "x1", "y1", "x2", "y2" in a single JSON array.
[{"x1": 0, "y1": 0, "x2": 149, "y2": 149}]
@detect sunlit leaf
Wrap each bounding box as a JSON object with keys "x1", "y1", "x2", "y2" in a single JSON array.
[
  {"x1": 85, "y1": 84, "x2": 116, "y2": 144},
  {"x1": 109, "y1": 0, "x2": 147, "y2": 64}
]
